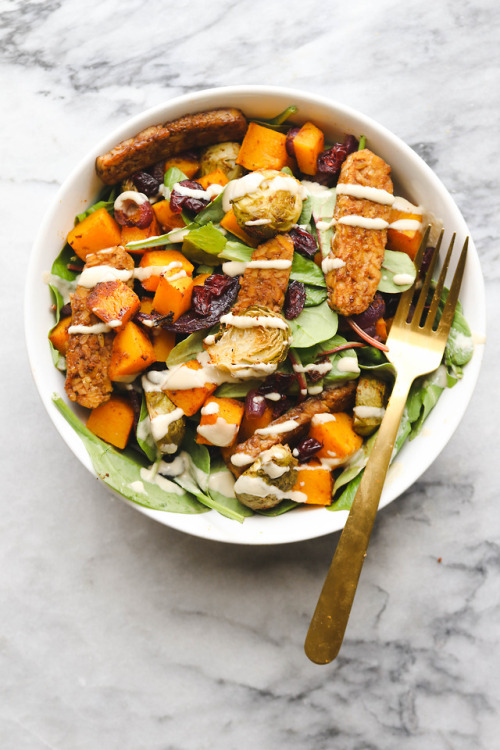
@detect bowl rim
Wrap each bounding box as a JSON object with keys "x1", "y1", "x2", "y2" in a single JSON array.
[{"x1": 25, "y1": 84, "x2": 486, "y2": 545}]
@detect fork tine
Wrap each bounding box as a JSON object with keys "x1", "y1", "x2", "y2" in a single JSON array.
[
  {"x1": 391, "y1": 225, "x2": 431, "y2": 329},
  {"x1": 424, "y1": 233, "x2": 456, "y2": 331},
  {"x1": 412, "y1": 229, "x2": 444, "y2": 326},
  {"x1": 436, "y1": 238, "x2": 468, "y2": 336}
]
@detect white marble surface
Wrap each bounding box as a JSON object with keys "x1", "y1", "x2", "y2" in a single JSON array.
[{"x1": 2, "y1": 0, "x2": 499, "y2": 747}]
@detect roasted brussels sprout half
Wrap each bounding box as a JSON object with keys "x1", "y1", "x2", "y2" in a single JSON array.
[
  {"x1": 144, "y1": 390, "x2": 186, "y2": 453},
  {"x1": 205, "y1": 305, "x2": 290, "y2": 378},
  {"x1": 232, "y1": 169, "x2": 304, "y2": 240},
  {"x1": 234, "y1": 444, "x2": 298, "y2": 510},
  {"x1": 352, "y1": 374, "x2": 388, "y2": 436},
  {"x1": 200, "y1": 141, "x2": 244, "y2": 181}
]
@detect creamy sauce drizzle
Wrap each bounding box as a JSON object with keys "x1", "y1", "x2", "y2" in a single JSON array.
[
  {"x1": 255, "y1": 419, "x2": 299, "y2": 436},
  {"x1": 219, "y1": 313, "x2": 289, "y2": 330}
]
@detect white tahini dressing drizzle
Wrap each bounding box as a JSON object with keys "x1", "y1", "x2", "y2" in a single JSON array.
[
  {"x1": 233, "y1": 474, "x2": 307, "y2": 504},
  {"x1": 222, "y1": 259, "x2": 292, "y2": 277},
  {"x1": 353, "y1": 406, "x2": 386, "y2": 419},
  {"x1": 219, "y1": 313, "x2": 289, "y2": 330},
  {"x1": 392, "y1": 273, "x2": 415, "y2": 286},
  {"x1": 311, "y1": 413, "x2": 336, "y2": 426},
  {"x1": 255, "y1": 419, "x2": 299, "y2": 436},
  {"x1": 230, "y1": 452, "x2": 255, "y2": 467},
  {"x1": 388, "y1": 219, "x2": 422, "y2": 232},
  {"x1": 322, "y1": 257, "x2": 345, "y2": 273},
  {"x1": 337, "y1": 356, "x2": 360, "y2": 373},
  {"x1": 68, "y1": 322, "x2": 112, "y2": 334},
  {"x1": 337, "y1": 216, "x2": 389, "y2": 230},
  {"x1": 201, "y1": 401, "x2": 220, "y2": 416},
  {"x1": 292, "y1": 361, "x2": 332, "y2": 375},
  {"x1": 196, "y1": 418, "x2": 238, "y2": 447},
  {"x1": 336, "y1": 183, "x2": 394, "y2": 204},
  {"x1": 114, "y1": 190, "x2": 149, "y2": 212},
  {"x1": 245, "y1": 218, "x2": 271, "y2": 226},
  {"x1": 150, "y1": 407, "x2": 184, "y2": 441},
  {"x1": 139, "y1": 466, "x2": 184, "y2": 495}
]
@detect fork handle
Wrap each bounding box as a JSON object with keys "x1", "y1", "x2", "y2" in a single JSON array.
[{"x1": 304, "y1": 374, "x2": 413, "y2": 664}]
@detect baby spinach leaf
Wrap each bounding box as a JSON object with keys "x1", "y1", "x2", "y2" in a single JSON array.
[
  {"x1": 304, "y1": 285, "x2": 327, "y2": 307},
  {"x1": 51, "y1": 244, "x2": 79, "y2": 281},
  {"x1": 290, "y1": 252, "x2": 327, "y2": 287},
  {"x1": 288, "y1": 300, "x2": 338, "y2": 348},
  {"x1": 310, "y1": 189, "x2": 336, "y2": 258},
  {"x1": 214, "y1": 381, "x2": 260, "y2": 398},
  {"x1": 195, "y1": 190, "x2": 226, "y2": 226},
  {"x1": 53, "y1": 395, "x2": 206, "y2": 514},
  {"x1": 219, "y1": 240, "x2": 253, "y2": 262},
  {"x1": 75, "y1": 199, "x2": 114, "y2": 224},
  {"x1": 250, "y1": 105, "x2": 298, "y2": 132},
  {"x1": 125, "y1": 222, "x2": 195, "y2": 252},
  {"x1": 298, "y1": 195, "x2": 313, "y2": 226},
  {"x1": 257, "y1": 500, "x2": 299, "y2": 516},
  {"x1": 163, "y1": 166, "x2": 189, "y2": 193},
  {"x1": 166, "y1": 331, "x2": 206, "y2": 367},
  {"x1": 136, "y1": 395, "x2": 159, "y2": 463},
  {"x1": 378, "y1": 250, "x2": 416, "y2": 293}
]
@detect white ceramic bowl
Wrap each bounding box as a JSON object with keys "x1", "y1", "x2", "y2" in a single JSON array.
[{"x1": 26, "y1": 86, "x2": 486, "y2": 545}]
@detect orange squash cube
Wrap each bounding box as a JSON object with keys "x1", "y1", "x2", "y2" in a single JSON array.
[
  {"x1": 292, "y1": 121, "x2": 325, "y2": 176},
  {"x1": 152, "y1": 200, "x2": 186, "y2": 232},
  {"x1": 67, "y1": 208, "x2": 122, "y2": 261},
  {"x1": 192, "y1": 273, "x2": 211, "y2": 287},
  {"x1": 166, "y1": 359, "x2": 217, "y2": 416},
  {"x1": 139, "y1": 298, "x2": 154, "y2": 314},
  {"x1": 196, "y1": 396, "x2": 245, "y2": 446},
  {"x1": 387, "y1": 202, "x2": 424, "y2": 260},
  {"x1": 121, "y1": 216, "x2": 161, "y2": 255},
  {"x1": 153, "y1": 275, "x2": 193, "y2": 321},
  {"x1": 292, "y1": 460, "x2": 333, "y2": 505},
  {"x1": 238, "y1": 404, "x2": 273, "y2": 442},
  {"x1": 86, "y1": 280, "x2": 140, "y2": 326},
  {"x1": 151, "y1": 329, "x2": 176, "y2": 362},
  {"x1": 236, "y1": 122, "x2": 292, "y2": 172},
  {"x1": 220, "y1": 209, "x2": 258, "y2": 247},
  {"x1": 197, "y1": 169, "x2": 229, "y2": 190},
  {"x1": 138, "y1": 249, "x2": 194, "y2": 292},
  {"x1": 164, "y1": 152, "x2": 200, "y2": 179},
  {"x1": 108, "y1": 321, "x2": 156, "y2": 381},
  {"x1": 86, "y1": 395, "x2": 135, "y2": 449},
  {"x1": 309, "y1": 412, "x2": 363, "y2": 464},
  {"x1": 49, "y1": 315, "x2": 72, "y2": 355}
]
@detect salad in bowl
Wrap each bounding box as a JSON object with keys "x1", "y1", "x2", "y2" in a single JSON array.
[{"x1": 28, "y1": 87, "x2": 484, "y2": 544}]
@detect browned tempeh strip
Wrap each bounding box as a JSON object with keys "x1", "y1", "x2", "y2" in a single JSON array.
[
  {"x1": 96, "y1": 108, "x2": 248, "y2": 185},
  {"x1": 326, "y1": 149, "x2": 393, "y2": 316},
  {"x1": 65, "y1": 246, "x2": 135, "y2": 409},
  {"x1": 231, "y1": 234, "x2": 294, "y2": 314},
  {"x1": 229, "y1": 382, "x2": 356, "y2": 475}
]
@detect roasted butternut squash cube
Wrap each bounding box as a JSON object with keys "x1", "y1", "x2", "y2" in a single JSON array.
[
  {"x1": 153, "y1": 275, "x2": 193, "y2": 321},
  {"x1": 292, "y1": 460, "x2": 333, "y2": 505},
  {"x1": 165, "y1": 359, "x2": 217, "y2": 416},
  {"x1": 151, "y1": 329, "x2": 176, "y2": 362},
  {"x1": 196, "y1": 396, "x2": 245, "y2": 446},
  {"x1": 67, "y1": 208, "x2": 122, "y2": 261},
  {"x1": 49, "y1": 315, "x2": 72, "y2": 356},
  {"x1": 108, "y1": 321, "x2": 156, "y2": 381},
  {"x1": 86, "y1": 280, "x2": 140, "y2": 326},
  {"x1": 387, "y1": 201, "x2": 424, "y2": 260},
  {"x1": 309, "y1": 412, "x2": 363, "y2": 465},
  {"x1": 138, "y1": 249, "x2": 194, "y2": 292},
  {"x1": 238, "y1": 404, "x2": 274, "y2": 442},
  {"x1": 220, "y1": 209, "x2": 258, "y2": 247},
  {"x1": 197, "y1": 169, "x2": 229, "y2": 190},
  {"x1": 236, "y1": 122, "x2": 292, "y2": 172},
  {"x1": 192, "y1": 273, "x2": 211, "y2": 287},
  {"x1": 152, "y1": 200, "x2": 186, "y2": 232},
  {"x1": 164, "y1": 152, "x2": 200, "y2": 179},
  {"x1": 86, "y1": 395, "x2": 135, "y2": 450},
  {"x1": 121, "y1": 216, "x2": 161, "y2": 255},
  {"x1": 293, "y1": 121, "x2": 325, "y2": 175}
]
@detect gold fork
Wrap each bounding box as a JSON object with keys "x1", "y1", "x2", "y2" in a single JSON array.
[{"x1": 304, "y1": 228, "x2": 469, "y2": 665}]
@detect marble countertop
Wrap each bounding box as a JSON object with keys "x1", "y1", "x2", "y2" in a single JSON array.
[{"x1": 2, "y1": 0, "x2": 499, "y2": 747}]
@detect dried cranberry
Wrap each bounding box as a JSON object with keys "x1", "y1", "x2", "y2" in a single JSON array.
[
  {"x1": 314, "y1": 135, "x2": 359, "y2": 186},
  {"x1": 419, "y1": 246, "x2": 436, "y2": 279},
  {"x1": 132, "y1": 171, "x2": 160, "y2": 197},
  {"x1": 284, "y1": 280, "x2": 306, "y2": 320},
  {"x1": 351, "y1": 293, "x2": 386, "y2": 331},
  {"x1": 161, "y1": 277, "x2": 240, "y2": 333},
  {"x1": 293, "y1": 437, "x2": 323, "y2": 462},
  {"x1": 115, "y1": 198, "x2": 154, "y2": 228},
  {"x1": 272, "y1": 397, "x2": 293, "y2": 419},
  {"x1": 170, "y1": 180, "x2": 209, "y2": 215},
  {"x1": 128, "y1": 389, "x2": 142, "y2": 430},
  {"x1": 285, "y1": 126, "x2": 301, "y2": 158},
  {"x1": 149, "y1": 162, "x2": 165, "y2": 184},
  {"x1": 204, "y1": 274, "x2": 235, "y2": 297},
  {"x1": 245, "y1": 389, "x2": 266, "y2": 419},
  {"x1": 60, "y1": 302, "x2": 72, "y2": 317},
  {"x1": 289, "y1": 227, "x2": 318, "y2": 258},
  {"x1": 257, "y1": 372, "x2": 295, "y2": 396},
  {"x1": 306, "y1": 367, "x2": 326, "y2": 383},
  {"x1": 191, "y1": 285, "x2": 213, "y2": 317}
]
